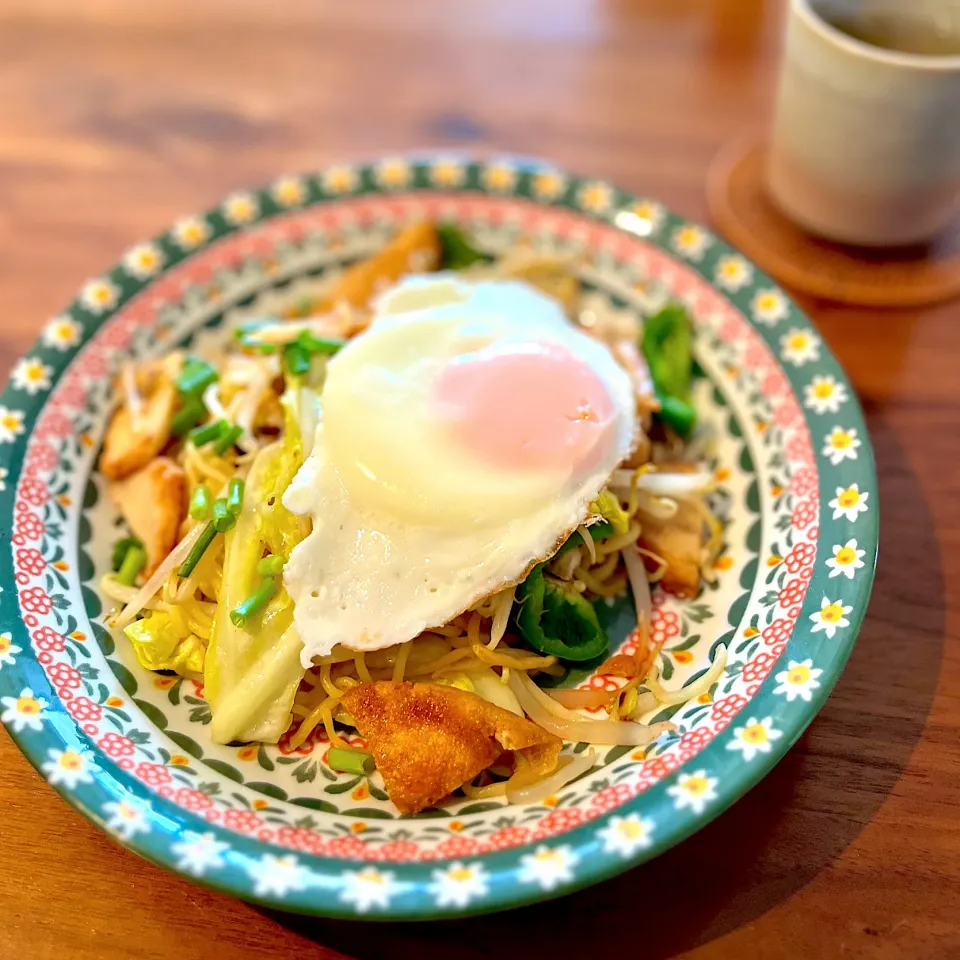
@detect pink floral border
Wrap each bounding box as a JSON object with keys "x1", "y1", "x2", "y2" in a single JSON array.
[{"x1": 12, "y1": 193, "x2": 818, "y2": 860}]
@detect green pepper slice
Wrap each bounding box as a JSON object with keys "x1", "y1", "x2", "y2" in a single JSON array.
[
  {"x1": 656, "y1": 394, "x2": 697, "y2": 437},
  {"x1": 436, "y1": 223, "x2": 488, "y2": 271},
  {"x1": 641, "y1": 303, "x2": 697, "y2": 437},
  {"x1": 554, "y1": 520, "x2": 614, "y2": 558},
  {"x1": 513, "y1": 564, "x2": 610, "y2": 662}
]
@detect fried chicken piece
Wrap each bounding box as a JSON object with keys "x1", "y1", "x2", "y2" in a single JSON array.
[
  {"x1": 339, "y1": 681, "x2": 561, "y2": 814},
  {"x1": 101, "y1": 355, "x2": 180, "y2": 480},
  {"x1": 108, "y1": 457, "x2": 188, "y2": 576},
  {"x1": 311, "y1": 222, "x2": 441, "y2": 316}
]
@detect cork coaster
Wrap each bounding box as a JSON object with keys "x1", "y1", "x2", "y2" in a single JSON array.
[{"x1": 706, "y1": 138, "x2": 960, "y2": 308}]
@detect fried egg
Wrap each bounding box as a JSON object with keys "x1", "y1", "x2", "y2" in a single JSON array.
[{"x1": 282, "y1": 275, "x2": 636, "y2": 663}]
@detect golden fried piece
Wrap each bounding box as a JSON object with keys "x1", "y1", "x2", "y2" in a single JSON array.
[
  {"x1": 638, "y1": 494, "x2": 702, "y2": 598},
  {"x1": 310, "y1": 222, "x2": 441, "y2": 316},
  {"x1": 101, "y1": 355, "x2": 180, "y2": 480},
  {"x1": 339, "y1": 681, "x2": 561, "y2": 814},
  {"x1": 108, "y1": 457, "x2": 188, "y2": 576}
]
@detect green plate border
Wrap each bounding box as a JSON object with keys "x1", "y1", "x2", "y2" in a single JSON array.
[{"x1": 0, "y1": 156, "x2": 877, "y2": 919}]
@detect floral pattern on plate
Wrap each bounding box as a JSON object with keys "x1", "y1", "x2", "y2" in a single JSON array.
[{"x1": 0, "y1": 158, "x2": 877, "y2": 918}]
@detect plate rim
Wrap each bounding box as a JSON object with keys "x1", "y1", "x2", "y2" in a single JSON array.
[{"x1": 0, "y1": 154, "x2": 878, "y2": 919}]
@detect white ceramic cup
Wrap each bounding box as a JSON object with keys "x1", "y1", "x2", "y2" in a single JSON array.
[{"x1": 766, "y1": 0, "x2": 960, "y2": 246}]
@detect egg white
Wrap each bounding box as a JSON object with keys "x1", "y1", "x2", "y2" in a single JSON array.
[{"x1": 282, "y1": 276, "x2": 637, "y2": 663}]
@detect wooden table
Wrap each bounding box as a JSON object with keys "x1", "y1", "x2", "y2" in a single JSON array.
[{"x1": 1, "y1": 1, "x2": 957, "y2": 957}]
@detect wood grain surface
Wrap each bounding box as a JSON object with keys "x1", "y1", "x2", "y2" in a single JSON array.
[{"x1": 1, "y1": 2, "x2": 958, "y2": 958}]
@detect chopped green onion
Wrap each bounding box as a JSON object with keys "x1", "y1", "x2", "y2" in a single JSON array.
[
  {"x1": 237, "y1": 337, "x2": 275, "y2": 355},
  {"x1": 171, "y1": 396, "x2": 206, "y2": 437},
  {"x1": 235, "y1": 321, "x2": 280, "y2": 354},
  {"x1": 212, "y1": 424, "x2": 243, "y2": 456},
  {"x1": 111, "y1": 536, "x2": 144, "y2": 572},
  {"x1": 212, "y1": 498, "x2": 236, "y2": 532},
  {"x1": 236, "y1": 323, "x2": 345, "y2": 357},
  {"x1": 283, "y1": 341, "x2": 312, "y2": 377},
  {"x1": 229, "y1": 577, "x2": 279, "y2": 628},
  {"x1": 235, "y1": 318, "x2": 280, "y2": 336},
  {"x1": 189, "y1": 484, "x2": 212, "y2": 520},
  {"x1": 116, "y1": 544, "x2": 146, "y2": 586},
  {"x1": 227, "y1": 477, "x2": 244, "y2": 515},
  {"x1": 256, "y1": 554, "x2": 286, "y2": 577},
  {"x1": 177, "y1": 357, "x2": 219, "y2": 396},
  {"x1": 297, "y1": 330, "x2": 344, "y2": 357},
  {"x1": 326, "y1": 747, "x2": 375, "y2": 776},
  {"x1": 189, "y1": 418, "x2": 227, "y2": 447},
  {"x1": 177, "y1": 522, "x2": 217, "y2": 578}
]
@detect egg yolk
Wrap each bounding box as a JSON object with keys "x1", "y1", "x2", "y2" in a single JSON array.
[{"x1": 435, "y1": 341, "x2": 617, "y2": 475}]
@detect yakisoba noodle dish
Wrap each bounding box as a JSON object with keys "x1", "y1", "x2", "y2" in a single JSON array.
[{"x1": 99, "y1": 222, "x2": 726, "y2": 814}]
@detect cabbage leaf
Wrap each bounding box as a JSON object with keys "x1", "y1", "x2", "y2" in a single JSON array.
[
  {"x1": 589, "y1": 488, "x2": 630, "y2": 535},
  {"x1": 205, "y1": 404, "x2": 309, "y2": 744},
  {"x1": 124, "y1": 610, "x2": 206, "y2": 680}
]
